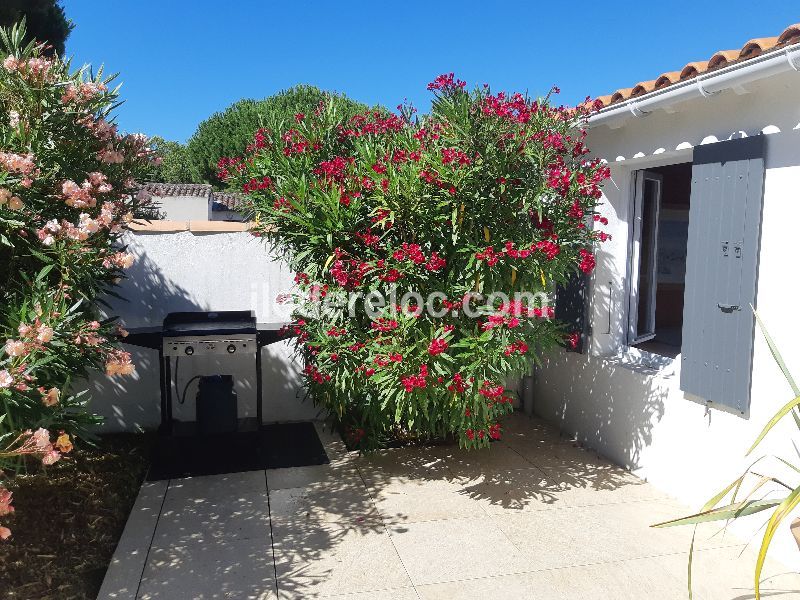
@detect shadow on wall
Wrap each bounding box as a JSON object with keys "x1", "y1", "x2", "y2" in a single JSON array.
[
  {"x1": 535, "y1": 247, "x2": 669, "y2": 472},
  {"x1": 87, "y1": 250, "x2": 200, "y2": 432}
]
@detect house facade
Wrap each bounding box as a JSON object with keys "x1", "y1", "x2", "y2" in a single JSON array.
[
  {"x1": 138, "y1": 182, "x2": 247, "y2": 222},
  {"x1": 535, "y1": 25, "x2": 800, "y2": 564}
]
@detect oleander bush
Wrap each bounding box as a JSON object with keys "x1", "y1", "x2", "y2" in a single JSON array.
[
  {"x1": 0, "y1": 22, "x2": 155, "y2": 538},
  {"x1": 227, "y1": 74, "x2": 609, "y2": 451}
]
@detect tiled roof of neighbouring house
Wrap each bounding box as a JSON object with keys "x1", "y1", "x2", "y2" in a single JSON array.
[
  {"x1": 141, "y1": 182, "x2": 212, "y2": 197},
  {"x1": 139, "y1": 182, "x2": 246, "y2": 211},
  {"x1": 594, "y1": 23, "x2": 800, "y2": 108},
  {"x1": 211, "y1": 191, "x2": 246, "y2": 211}
]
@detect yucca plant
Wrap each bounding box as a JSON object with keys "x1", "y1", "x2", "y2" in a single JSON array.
[{"x1": 653, "y1": 311, "x2": 800, "y2": 599}]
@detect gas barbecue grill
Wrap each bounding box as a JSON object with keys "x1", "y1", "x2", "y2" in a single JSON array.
[
  {"x1": 124, "y1": 311, "x2": 329, "y2": 479},
  {"x1": 126, "y1": 310, "x2": 287, "y2": 434}
]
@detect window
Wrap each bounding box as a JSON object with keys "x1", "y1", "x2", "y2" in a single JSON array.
[{"x1": 627, "y1": 163, "x2": 692, "y2": 358}]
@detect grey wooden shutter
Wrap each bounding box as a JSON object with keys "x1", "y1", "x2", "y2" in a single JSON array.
[
  {"x1": 556, "y1": 272, "x2": 589, "y2": 353},
  {"x1": 680, "y1": 135, "x2": 766, "y2": 414}
]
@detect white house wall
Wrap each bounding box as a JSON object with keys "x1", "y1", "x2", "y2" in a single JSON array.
[
  {"x1": 533, "y1": 69, "x2": 800, "y2": 566},
  {"x1": 85, "y1": 229, "x2": 319, "y2": 432}
]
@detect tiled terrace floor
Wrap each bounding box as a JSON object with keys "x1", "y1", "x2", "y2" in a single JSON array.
[{"x1": 98, "y1": 415, "x2": 800, "y2": 599}]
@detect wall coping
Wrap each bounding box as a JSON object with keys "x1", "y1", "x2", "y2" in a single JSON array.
[{"x1": 129, "y1": 220, "x2": 252, "y2": 233}]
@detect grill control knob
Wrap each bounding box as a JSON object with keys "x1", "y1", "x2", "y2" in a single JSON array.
[
  {"x1": 184, "y1": 346, "x2": 194, "y2": 355},
  {"x1": 227, "y1": 344, "x2": 237, "y2": 354}
]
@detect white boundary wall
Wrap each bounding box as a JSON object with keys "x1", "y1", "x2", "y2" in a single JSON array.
[{"x1": 533, "y1": 70, "x2": 800, "y2": 566}]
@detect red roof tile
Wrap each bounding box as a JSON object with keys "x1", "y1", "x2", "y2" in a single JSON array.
[{"x1": 595, "y1": 24, "x2": 800, "y2": 108}]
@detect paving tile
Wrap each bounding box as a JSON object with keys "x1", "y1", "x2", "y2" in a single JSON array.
[
  {"x1": 354, "y1": 446, "x2": 453, "y2": 485},
  {"x1": 500, "y1": 414, "x2": 566, "y2": 443},
  {"x1": 318, "y1": 588, "x2": 420, "y2": 600},
  {"x1": 417, "y1": 555, "x2": 691, "y2": 600},
  {"x1": 416, "y1": 572, "x2": 537, "y2": 600},
  {"x1": 138, "y1": 536, "x2": 277, "y2": 600},
  {"x1": 685, "y1": 545, "x2": 800, "y2": 600},
  {"x1": 538, "y1": 463, "x2": 672, "y2": 508},
  {"x1": 165, "y1": 470, "x2": 267, "y2": 503},
  {"x1": 505, "y1": 436, "x2": 614, "y2": 472},
  {"x1": 267, "y1": 464, "x2": 360, "y2": 491},
  {"x1": 268, "y1": 468, "x2": 379, "y2": 525},
  {"x1": 272, "y1": 518, "x2": 412, "y2": 598},
  {"x1": 386, "y1": 516, "x2": 524, "y2": 585},
  {"x1": 367, "y1": 477, "x2": 488, "y2": 524},
  {"x1": 153, "y1": 490, "x2": 271, "y2": 545},
  {"x1": 453, "y1": 467, "x2": 568, "y2": 514},
  {"x1": 97, "y1": 480, "x2": 168, "y2": 600},
  {"x1": 436, "y1": 442, "x2": 536, "y2": 477},
  {"x1": 492, "y1": 500, "x2": 742, "y2": 571},
  {"x1": 417, "y1": 548, "x2": 800, "y2": 600}
]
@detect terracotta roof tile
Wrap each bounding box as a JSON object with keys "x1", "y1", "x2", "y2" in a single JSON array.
[
  {"x1": 706, "y1": 49, "x2": 739, "y2": 70},
  {"x1": 630, "y1": 79, "x2": 658, "y2": 97},
  {"x1": 654, "y1": 71, "x2": 682, "y2": 89},
  {"x1": 139, "y1": 182, "x2": 247, "y2": 212},
  {"x1": 211, "y1": 191, "x2": 246, "y2": 211},
  {"x1": 595, "y1": 94, "x2": 614, "y2": 108},
  {"x1": 679, "y1": 61, "x2": 706, "y2": 80},
  {"x1": 141, "y1": 182, "x2": 211, "y2": 197},
  {"x1": 610, "y1": 87, "x2": 634, "y2": 103},
  {"x1": 778, "y1": 24, "x2": 800, "y2": 45},
  {"x1": 739, "y1": 37, "x2": 779, "y2": 59},
  {"x1": 597, "y1": 23, "x2": 800, "y2": 108}
]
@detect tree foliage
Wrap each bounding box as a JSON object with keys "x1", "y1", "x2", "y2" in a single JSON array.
[
  {"x1": 0, "y1": 1, "x2": 72, "y2": 56},
  {"x1": 148, "y1": 136, "x2": 196, "y2": 184},
  {"x1": 226, "y1": 74, "x2": 609, "y2": 450},
  {"x1": 188, "y1": 85, "x2": 369, "y2": 186}
]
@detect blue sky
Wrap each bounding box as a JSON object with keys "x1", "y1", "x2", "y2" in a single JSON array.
[{"x1": 63, "y1": 1, "x2": 798, "y2": 144}]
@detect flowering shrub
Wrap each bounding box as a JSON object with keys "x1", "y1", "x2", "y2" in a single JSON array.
[
  {"x1": 0, "y1": 23, "x2": 154, "y2": 538},
  {"x1": 227, "y1": 74, "x2": 609, "y2": 450}
]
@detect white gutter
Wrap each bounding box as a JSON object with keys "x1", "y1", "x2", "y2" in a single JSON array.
[{"x1": 588, "y1": 44, "x2": 800, "y2": 129}]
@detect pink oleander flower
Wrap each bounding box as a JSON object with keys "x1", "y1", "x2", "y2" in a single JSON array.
[
  {"x1": 0, "y1": 370, "x2": 12, "y2": 388},
  {"x1": 0, "y1": 188, "x2": 10, "y2": 205},
  {"x1": 2, "y1": 56, "x2": 19, "y2": 71},
  {"x1": 36, "y1": 325, "x2": 53, "y2": 343},
  {"x1": 0, "y1": 488, "x2": 13, "y2": 517},
  {"x1": 61, "y1": 81, "x2": 107, "y2": 104},
  {"x1": 41, "y1": 450, "x2": 61, "y2": 465},
  {"x1": 103, "y1": 251, "x2": 135, "y2": 269},
  {"x1": 61, "y1": 179, "x2": 96, "y2": 209},
  {"x1": 0, "y1": 486, "x2": 13, "y2": 541},
  {"x1": 41, "y1": 387, "x2": 60, "y2": 407},
  {"x1": 98, "y1": 149, "x2": 124, "y2": 164},
  {"x1": 4, "y1": 339, "x2": 26, "y2": 357},
  {"x1": 105, "y1": 349, "x2": 135, "y2": 376},
  {"x1": 0, "y1": 151, "x2": 36, "y2": 176},
  {"x1": 30, "y1": 427, "x2": 52, "y2": 452}
]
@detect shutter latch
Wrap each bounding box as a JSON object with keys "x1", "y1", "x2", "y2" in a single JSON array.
[{"x1": 717, "y1": 303, "x2": 740, "y2": 312}]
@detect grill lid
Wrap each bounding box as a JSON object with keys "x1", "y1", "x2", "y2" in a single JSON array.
[{"x1": 162, "y1": 311, "x2": 257, "y2": 337}]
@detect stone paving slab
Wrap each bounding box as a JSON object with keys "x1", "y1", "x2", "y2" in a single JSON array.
[{"x1": 98, "y1": 415, "x2": 800, "y2": 600}]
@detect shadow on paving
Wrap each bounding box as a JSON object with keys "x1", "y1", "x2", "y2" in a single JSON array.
[{"x1": 268, "y1": 412, "x2": 686, "y2": 599}]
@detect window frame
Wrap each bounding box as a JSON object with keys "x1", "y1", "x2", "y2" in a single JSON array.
[{"x1": 627, "y1": 169, "x2": 663, "y2": 346}]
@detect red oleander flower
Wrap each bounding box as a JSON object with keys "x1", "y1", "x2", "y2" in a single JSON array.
[
  {"x1": 579, "y1": 248, "x2": 596, "y2": 273},
  {"x1": 427, "y1": 338, "x2": 449, "y2": 356}
]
